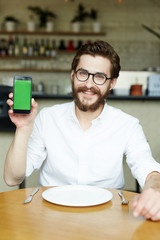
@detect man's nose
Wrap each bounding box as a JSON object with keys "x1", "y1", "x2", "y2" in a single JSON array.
[{"x1": 85, "y1": 74, "x2": 94, "y2": 88}]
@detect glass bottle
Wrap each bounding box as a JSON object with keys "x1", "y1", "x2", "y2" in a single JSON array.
[
  {"x1": 22, "y1": 38, "x2": 28, "y2": 56},
  {"x1": 45, "y1": 39, "x2": 51, "y2": 56},
  {"x1": 1, "y1": 39, "x2": 7, "y2": 56},
  {"x1": 39, "y1": 39, "x2": 45, "y2": 56},
  {"x1": 58, "y1": 40, "x2": 66, "y2": 50},
  {"x1": 8, "y1": 36, "x2": 14, "y2": 56},
  {"x1": 33, "y1": 40, "x2": 40, "y2": 56},
  {"x1": 76, "y1": 40, "x2": 83, "y2": 50},
  {"x1": 50, "y1": 40, "x2": 57, "y2": 57},
  {"x1": 28, "y1": 41, "x2": 34, "y2": 57},
  {"x1": 66, "y1": 40, "x2": 75, "y2": 51},
  {"x1": 14, "y1": 37, "x2": 21, "y2": 56}
]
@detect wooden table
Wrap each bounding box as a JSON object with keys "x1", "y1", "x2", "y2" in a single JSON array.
[{"x1": 0, "y1": 187, "x2": 159, "y2": 240}]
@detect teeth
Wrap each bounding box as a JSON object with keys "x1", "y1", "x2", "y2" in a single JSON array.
[{"x1": 84, "y1": 91, "x2": 94, "y2": 95}]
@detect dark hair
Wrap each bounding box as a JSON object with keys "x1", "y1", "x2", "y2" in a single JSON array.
[{"x1": 71, "y1": 40, "x2": 121, "y2": 78}]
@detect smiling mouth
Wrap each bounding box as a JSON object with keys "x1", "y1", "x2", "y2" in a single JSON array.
[
  {"x1": 82, "y1": 90, "x2": 96, "y2": 95},
  {"x1": 76, "y1": 86, "x2": 100, "y2": 97}
]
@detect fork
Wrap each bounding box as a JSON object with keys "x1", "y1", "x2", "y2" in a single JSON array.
[
  {"x1": 118, "y1": 191, "x2": 129, "y2": 205},
  {"x1": 23, "y1": 187, "x2": 40, "y2": 204}
]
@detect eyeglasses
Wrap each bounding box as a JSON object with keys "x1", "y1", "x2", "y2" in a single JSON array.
[{"x1": 74, "y1": 68, "x2": 112, "y2": 85}]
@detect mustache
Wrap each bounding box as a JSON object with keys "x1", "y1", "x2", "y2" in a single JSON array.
[{"x1": 76, "y1": 86, "x2": 101, "y2": 95}]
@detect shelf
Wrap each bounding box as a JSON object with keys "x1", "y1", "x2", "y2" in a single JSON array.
[
  {"x1": 0, "y1": 56, "x2": 56, "y2": 60},
  {"x1": 0, "y1": 51, "x2": 76, "y2": 60},
  {"x1": 0, "y1": 68, "x2": 70, "y2": 72},
  {"x1": 108, "y1": 95, "x2": 160, "y2": 100},
  {"x1": 0, "y1": 30, "x2": 106, "y2": 36},
  {"x1": 32, "y1": 93, "x2": 160, "y2": 101}
]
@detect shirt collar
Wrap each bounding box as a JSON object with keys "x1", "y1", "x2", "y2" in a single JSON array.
[
  {"x1": 71, "y1": 101, "x2": 79, "y2": 124},
  {"x1": 92, "y1": 103, "x2": 108, "y2": 124},
  {"x1": 70, "y1": 101, "x2": 108, "y2": 124}
]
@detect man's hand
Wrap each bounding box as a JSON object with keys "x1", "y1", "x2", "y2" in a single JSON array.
[{"x1": 132, "y1": 172, "x2": 160, "y2": 221}]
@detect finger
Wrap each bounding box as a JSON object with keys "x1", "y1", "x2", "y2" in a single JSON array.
[
  {"x1": 31, "y1": 98, "x2": 36, "y2": 106},
  {"x1": 31, "y1": 98, "x2": 38, "y2": 113},
  {"x1": 150, "y1": 199, "x2": 160, "y2": 217},
  {"x1": 132, "y1": 191, "x2": 149, "y2": 217},
  {"x1": 6, "y1": 99, "x2": 13, "y2": 107},
  {"x1": 143, "y1": 194, "x2": 160, "y2": 219},
  {"x1": 133, "y1": 189, "x2": 160, "y2": 219},
  {"x1": 138, "y1": 196, "x2": 156, "y2": 217},
  {"x1": 9, "y1": 92, "x2": 13, "y2": 99},
  {"x1": 132, "y1": 195, "x2": 141, "y2": 217},
  {"x1": 132, "y1": 195, "x2": 139, "y2": 208},
  {"x1": 8, "y1": 109, "x2": 13, "y2": 115},
  {"x1": 150, "y1": 211, "x2": 160, "y2": 221}
]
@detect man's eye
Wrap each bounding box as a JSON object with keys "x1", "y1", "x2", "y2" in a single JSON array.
[
  {"x1": 96, "y1": 74, "x2": 105, "y2": 79},
  {"x1": 80, "y1": 71, "x2": 87, "y2": 76}
]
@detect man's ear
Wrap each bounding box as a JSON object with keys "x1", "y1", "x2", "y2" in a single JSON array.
[
  {"x1": 71, "y1": 70, "x2": 74, "y2": 81},
  {"x1": 109, "y1": 78, "x2": 117, "y2": 90}
]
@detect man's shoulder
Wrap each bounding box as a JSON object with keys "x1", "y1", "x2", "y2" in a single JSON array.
[
  {"x1": 105, "y1": 104, "x2": 139, "y2": 124},
  {"x1": 38, "y1": 102, "x2": 73, "y2": 119}
]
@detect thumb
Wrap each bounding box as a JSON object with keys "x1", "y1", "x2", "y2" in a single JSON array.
[
  {"x1": 132, "y1": 195, "x2": 140, "y2": 217},
  {"x1": 31, "y1": 98, "x2": 36, "y2": 106},
  {"x1": 31, "y1": 98, "x2": 38, "y2": 109}
]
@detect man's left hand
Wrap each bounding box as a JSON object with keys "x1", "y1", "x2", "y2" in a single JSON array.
[
  {"x1": 133, "y1": 172, "x2": 160, "y2": 221},
  {"x1": 133, "y1": 188, "x2": 160, "y2": 221}
]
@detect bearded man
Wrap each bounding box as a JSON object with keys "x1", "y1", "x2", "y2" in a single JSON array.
[{"x1": 4, "y1": 41, "x2": 160, "y2": 221}]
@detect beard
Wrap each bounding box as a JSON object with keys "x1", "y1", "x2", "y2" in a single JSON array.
[{"x1": 72, "y1": 81, "x2": 111, "y2": 112}]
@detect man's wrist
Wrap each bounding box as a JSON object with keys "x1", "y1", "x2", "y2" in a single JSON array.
[
  {"x1": 16, "y1": 124, "x2": 33, "y2": 137},
  {"x1": 144, "y1": 172, "x2": 160, "y2": 191}
]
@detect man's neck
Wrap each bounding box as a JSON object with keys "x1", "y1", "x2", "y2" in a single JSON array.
[{"x1": 75, "y1": 104, "x2": 104, "y2": 130}]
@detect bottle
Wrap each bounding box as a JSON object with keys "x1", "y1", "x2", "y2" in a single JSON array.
[
  {"x1": 28, "y1": 41, "x2": 34, "y2": 57},
  {"x1": 0, "y1": 39, "x2": 2, "y2": 55},
  {"x1": 66, "y1": 40, "x2": 75, "y2": 51},
  {"x1": 50, "y1": 40, "x2": 57, "y2": 57},
  {"x1": 37, "y1": 82, "x2": 44, "y2": 93},
  {"x1": 0, "y1": 39, "x2": 7, "y2": 56},
  {"x1": 87, "y1": 40, "x2": 92, "y2": 44},
  {"x1": 8, "y1": 36, "x2": 15, "y2": 56},
  {"x1": 22, "y1": 38, "x2": 28, "y2": 56},
  {"x1": 76, "y1": 40, "x2": 83, "y2": 49},
  {"x1": 39, "y1": 39, "x2": 45, "y2": 56},
  {"x1": 45, "y1": 39, "x2": 51, "y2": 56},
  {"x1": 33, "y1": 40, "x2": 39, "y2": 56},
  {"x1": 58, "y1": 40, "x2": 66, "y2": 50},
  {"x1": 14, "y1": 37, "x2": 21, "y2": 56}
]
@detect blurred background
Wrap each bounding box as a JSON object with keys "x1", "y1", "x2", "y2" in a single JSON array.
[{"x1": 0, "y1": 0, "x2": 160, "y2": 192}]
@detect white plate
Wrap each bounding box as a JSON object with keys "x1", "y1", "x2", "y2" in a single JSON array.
[{"x1": 42, "y1": 185, "x2": 113, "y2": 207}]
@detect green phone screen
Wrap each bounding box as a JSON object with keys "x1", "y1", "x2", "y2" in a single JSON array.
[{"x1": 14, "y1": 79, "x2": 31, "y2": 110}]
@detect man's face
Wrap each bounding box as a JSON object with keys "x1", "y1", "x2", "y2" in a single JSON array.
[{"x1": 71, "y1": 54, "x2": 117, "y2": 112}]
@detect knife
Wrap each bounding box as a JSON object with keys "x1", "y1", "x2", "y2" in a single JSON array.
[{"x1": 23, "y1": 187, "x2": 40, "y2": 204}]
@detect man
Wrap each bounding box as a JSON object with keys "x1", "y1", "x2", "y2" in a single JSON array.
[{"x1": 4, "y1": 41, "x2": 160, "y2": 221}]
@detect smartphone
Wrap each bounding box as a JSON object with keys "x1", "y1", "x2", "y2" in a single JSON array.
[{"x1": 13, "y1": 75, "x2": 32, "y2": 114}]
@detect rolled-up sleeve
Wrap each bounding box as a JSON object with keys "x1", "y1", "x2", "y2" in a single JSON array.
[{"x1": 125, "y1": 121, "x2": 160, "y2": 189}]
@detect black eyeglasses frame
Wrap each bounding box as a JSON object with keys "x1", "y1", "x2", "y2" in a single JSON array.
[{"x1": 74, "y1": 68, "x2": 113, "y2": 85}]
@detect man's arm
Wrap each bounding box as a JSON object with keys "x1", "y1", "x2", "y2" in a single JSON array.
[
  {"x1": 132, "y1": 171, "x2": 160, "y2": 221},
  {"x1": 4, "y1": 93, "x2": 38, "y2": 186}
]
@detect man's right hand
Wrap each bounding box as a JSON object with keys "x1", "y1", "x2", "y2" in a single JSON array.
[{"x1": 6, "y1": 92, "x2": 38, "y2": 130}]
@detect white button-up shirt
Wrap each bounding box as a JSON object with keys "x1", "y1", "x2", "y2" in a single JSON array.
[{"x1": 26, "y1": 101, "x2": 160, "y2": 188}]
